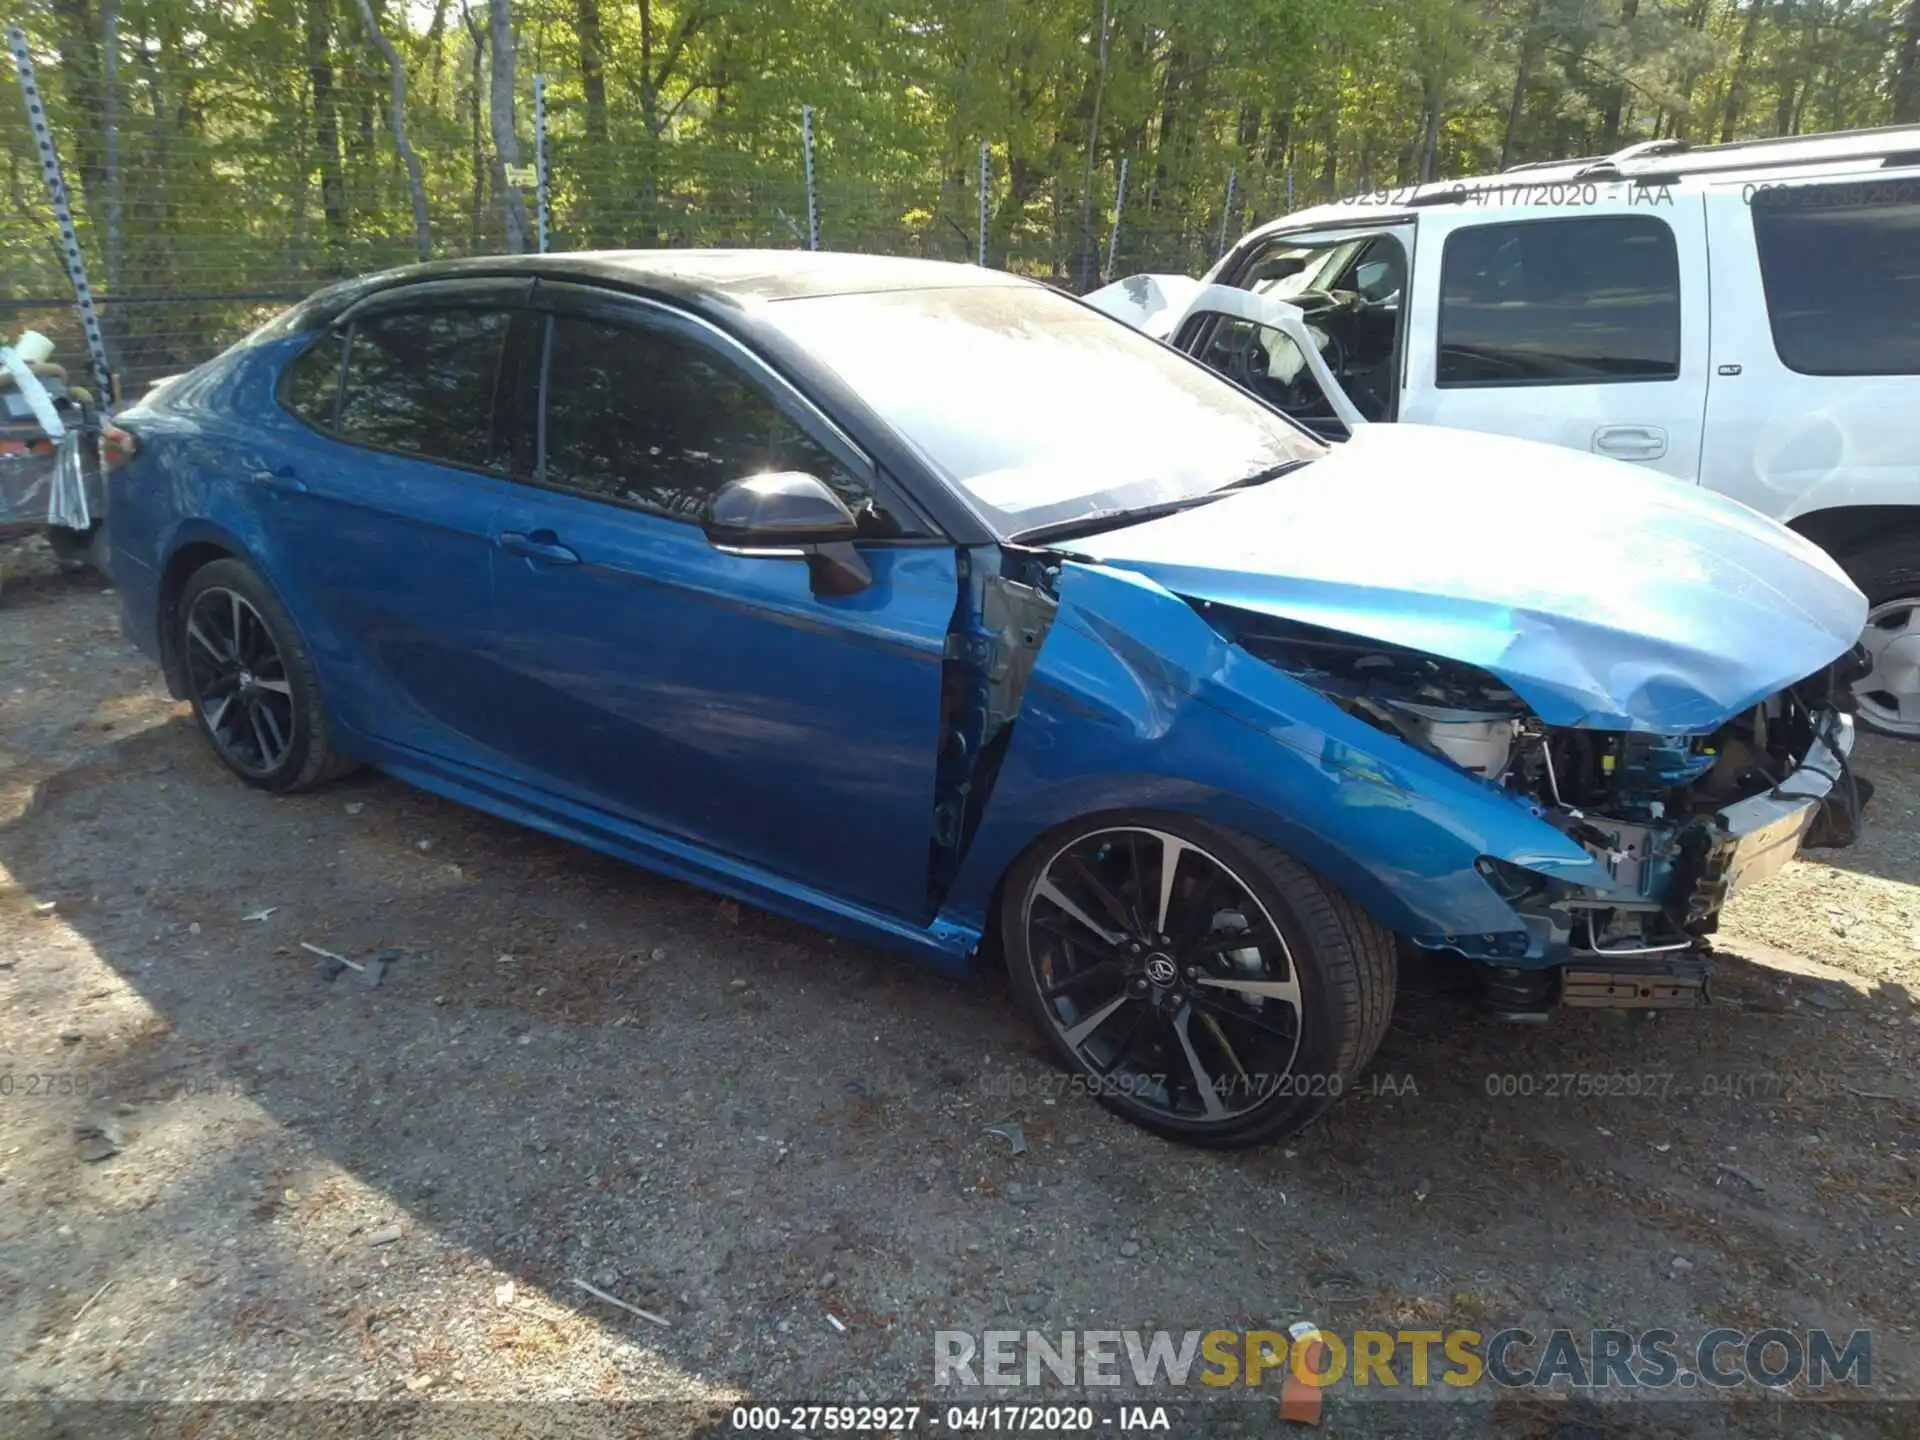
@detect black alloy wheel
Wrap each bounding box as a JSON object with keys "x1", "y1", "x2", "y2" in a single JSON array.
[
  {"x1": 1004, "y1": 816, "x2": 1395, "y2": 1146},
  {"x1": 184, "y1": 585, "x2": 297, "y2": 777},
  {"x1": 175, "y1": 557, "x2": 356, "y2": 791}
]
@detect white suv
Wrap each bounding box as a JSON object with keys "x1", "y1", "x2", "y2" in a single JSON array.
[{"x1": 1091, "y1": 127, "x2": 1920, "y2": 736}]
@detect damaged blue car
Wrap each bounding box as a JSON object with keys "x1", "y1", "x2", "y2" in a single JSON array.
[{"x1": 104, "y1": 253, "x2": 1870, "y2": 1146}]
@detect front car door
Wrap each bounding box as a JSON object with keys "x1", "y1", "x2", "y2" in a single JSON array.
[
  {"x1": 484, "y1": 284, "x2": 958, "y2": 921},
  {"x1": 1189, "y1": 221, "x2": 1416, "y2": 433},
  {"x1": 1397, "y1": 200, "x2": 1709, "y2": 479},
  {"x1": 250, "y1": 280, "x2": 531, "y2": 760}
]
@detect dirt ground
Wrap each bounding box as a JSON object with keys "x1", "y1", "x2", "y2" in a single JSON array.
[{"x1": 3, "y1": 544, "x2": 1918, "y2": 1439}]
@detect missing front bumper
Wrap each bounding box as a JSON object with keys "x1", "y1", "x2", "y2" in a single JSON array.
[{"x1": 1562, "y1": 956, "x2": 1712, "y2": 1009}]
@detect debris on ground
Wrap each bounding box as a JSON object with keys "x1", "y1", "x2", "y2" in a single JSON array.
[
  {"x1": 984, "y1": 1121, "x2": 1028, "y2": 1155},
  {"x1": 73, "y1": 1121, "x2": 121, "y2": 1163},
  {"x1": 569, "y1": 1276, "x2": 671, "y2": 1328}
]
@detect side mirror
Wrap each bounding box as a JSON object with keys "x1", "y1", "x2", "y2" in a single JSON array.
[{"x1": 702, "y1": 472, "x2": 872, "y2": 596}]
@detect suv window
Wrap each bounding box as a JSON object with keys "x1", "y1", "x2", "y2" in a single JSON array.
[
  {"x1": 1437, "y1": 215, "x2": 1680, "y2": 386},
  {"x1": 1751, "y1": 178, "x2": 1920, "y2": 376},
  {"x1": 336, "y1": 308, "x2": 513, "y2": 469},
  {"x1": 537, "y1": 314, "x2": 868, "y2": 520},
  {"x1": 282, "y1": 330, "x2": 346, "y2": 429}
]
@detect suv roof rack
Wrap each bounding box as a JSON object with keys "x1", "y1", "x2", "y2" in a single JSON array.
[
  {"x1": 1568, "y1": 138, "x2": 1691, "y2": 180},
  {"x1": 1495, "y1": 124, "x2": 1920, "y2": 185}
]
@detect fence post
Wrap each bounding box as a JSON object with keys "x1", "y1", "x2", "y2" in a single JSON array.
[
  {"x1": 1102, "y1": 156, "x2": 1128, "y2": 284},
  {"x1": 801, "y1": 105, "x2": 820, "y2": 251},
  {"x1": 7, "y1": 26, "x2": 114, "y2": 405},
  {"x1": 533, "y1": 74, "x2": 549, "y2": 254},
  {"x1": 1285, "y1": 164, "x2": 1295, "y2": 213},
  {"x1": 1216, "y1": 166, "x2": 1238, "y2": 257},
  {"x1": 977, "y1": 141, "x2": 990, "y2": 266}
]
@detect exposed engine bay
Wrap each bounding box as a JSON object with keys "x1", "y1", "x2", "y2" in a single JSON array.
[{"x1": 1213, "y1": 607, "x2": 1869, "y2": 1010}]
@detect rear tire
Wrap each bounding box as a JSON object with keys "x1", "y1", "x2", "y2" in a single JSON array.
[
  {"x1": 175, "y1": 557, "x2": 358, "y2": 791},
  {"x1": 1001, "y1": 812, "x2": 1395, "y2": 1148},
  {"x1": 1840, "y1": 537, "x2": 1920, "y2": 739}
]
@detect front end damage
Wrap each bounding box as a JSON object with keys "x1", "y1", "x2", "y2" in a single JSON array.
[{"x1": 1223, "y1": 609, "x2": 1868, "y2": 1012}]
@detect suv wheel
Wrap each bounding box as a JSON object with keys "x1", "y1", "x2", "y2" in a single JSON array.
[{"x1": 1843, "y1": 538, "x2": 1920, "y2": 739}]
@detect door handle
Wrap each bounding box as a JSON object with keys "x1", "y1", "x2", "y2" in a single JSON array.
[
  {"x1": 1591, "y1": 425, "x2": 1668, "y2": 462},
  {"x1": 250, "y1": 466, "x2": 307, "y2": 495},
  {"x1": 498, "y1": 529, "x2": 581, "y2": 566}
]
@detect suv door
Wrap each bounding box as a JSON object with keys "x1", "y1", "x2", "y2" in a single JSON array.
[
  {"x1": 1398, "y1": 202, "x2": 1709, "y2": 479},
  {"x1": 484, "y1": 285, "x2": 957, "y2": 920},
  {"x1": 1700, "y1": 170, "x2": 1920, "y2": 736},
  {"x1": 258, "y1": 280, "x2": 530, "y2": 759},
  {"x1": 1193, "y1": 223, "x2": 1415, "y2": 430}
]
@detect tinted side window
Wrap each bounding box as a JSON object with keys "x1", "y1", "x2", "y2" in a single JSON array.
[
  {"x1": 282, "y1": 330, "x2": 346, "y2": 429},
  {"x1": 539, "y1": 314, "x2": 867, "y2": 520},
  {"x1": 1437, "y1": 216, "x2": 1680, "y2": 385},
  {"x1": 337, "y1": 308, "x2": 512, "y2": 469},
  {"x1": 1752, "y1": 179, "x2": 1920, "y2": 376}
]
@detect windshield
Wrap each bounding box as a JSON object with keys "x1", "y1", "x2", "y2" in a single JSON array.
[{"x1": 761, "y1": 283, "x2": 1325, "y2": 535}]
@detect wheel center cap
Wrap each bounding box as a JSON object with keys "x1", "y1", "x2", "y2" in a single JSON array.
[
  {"x1": 1143, "y1": 953, "x2": 1178, "y2": 987},
  {"x1": 237, "y1": 669, "x2": 255, "y2": 691}
]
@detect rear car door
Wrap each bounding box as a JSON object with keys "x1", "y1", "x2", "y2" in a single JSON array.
[
  {"x1": 256, "y1": 280, "x2": 531, "y2": 760},
  {"x1": 1398, "y1": 201, "x2": 1709, "y2": 479},
  {"x1": 1699, "y1": 170, "x2": 1920, "y2": 521},
  {"x1": 484, "y1": 285, "x2": 958, "y2": 920}
]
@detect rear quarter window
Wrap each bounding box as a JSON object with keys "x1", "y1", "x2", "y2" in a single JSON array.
[{"x1": 1751, "y1": 177, "x2": 1920, "y2": 376}]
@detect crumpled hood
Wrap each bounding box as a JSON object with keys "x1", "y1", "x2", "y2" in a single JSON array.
[{"x1": 1067, "y1": 424, "x2": 1867, "y2": 731}]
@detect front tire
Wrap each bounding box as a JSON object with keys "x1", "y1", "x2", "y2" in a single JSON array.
[
  {"x1": 176, "y1": 557, "x2": 356, "y2": 791},
  {"x1": 1001, "y1": 814, "x2": 1395, "y2": 1147},
  {"x1": 1842, "y1": 537, "x2": 1920, "y2": 739}
]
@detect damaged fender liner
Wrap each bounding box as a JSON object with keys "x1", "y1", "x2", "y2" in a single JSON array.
[{"x1": 928, "y1": 547, "x2": 1059, "y2": 905}]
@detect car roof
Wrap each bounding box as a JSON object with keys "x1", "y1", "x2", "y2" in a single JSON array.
[{"x1": 287, "y1": 249, "x2": 1031, "y2": 330}]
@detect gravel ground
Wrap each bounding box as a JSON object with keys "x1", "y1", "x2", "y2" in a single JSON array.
[{"x1": 3, "y1": 553, "x2": 1918, "y2": 1439}]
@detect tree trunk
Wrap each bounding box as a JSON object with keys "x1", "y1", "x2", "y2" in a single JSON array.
[
  {"x1": 50, "y1": 2, "x2": 108, "y2": 244},
  {"x1": 462, "y1": 4, "x2": 487, "y2": 252},
  {"x1": 1721, "y1": 0, "x2": 1768, "y2": 143},
  {"x1": 1669, "y1": 0, "x2": 1715, "y2": 139},
  {"x1": 575, "y1": 0, "x2": 610, "y2": 144},
  {"x1": 1893, "y1": 0, "x2": 1920, "y2": 123},
  {"x1": 1419, "y1": 79, "x2": 1442, "y2": 183},
  {"x1": 102, "y1": 0, "x2": 123, "y2": 298},
  {"x1": 488, "y1": 0, "x2": 531, "y2": 253},
  {"x1": 1600, "y1": 0, "x2": 1641, "y2": 147},
  {"x1": 304, "y1": 0, "x2": 349, "y2": 272},
  {"x1": 1073, "y1": 0, "x2": 1110, "y2": 290},
  {"x1": 1501, "y1": 0, "x2": 1546, "y2": 169},
  {"x1": 355, "y1": 0, "x2": 431, "y2": 260},
  {"x1": 427, "y1": 0, "x2": 451, "y2": 110}
]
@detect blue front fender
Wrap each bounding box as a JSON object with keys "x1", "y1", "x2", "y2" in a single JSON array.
[{"x1": 939, "y1": 562, "x2": 1607, "y2": 951}]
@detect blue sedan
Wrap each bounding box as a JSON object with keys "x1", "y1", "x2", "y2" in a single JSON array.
[{"x1": 105, "y1": 252, "x2": 1869, "y2": 1146}]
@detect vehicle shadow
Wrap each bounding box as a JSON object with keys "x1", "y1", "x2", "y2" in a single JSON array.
[
  {"x1": 1815, "y1": 731, "x2": 1920, "y2": 887},
  {"x1": 1, "y1": 718, "x2": 1915, "y2": 1434}
]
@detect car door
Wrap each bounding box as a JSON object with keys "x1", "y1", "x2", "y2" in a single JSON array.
[
  {"x1": 1189, "y1": 222, "x2": 1416, "y2": 429},
  {"x1": 1396, "y1": 202, "x2": 1709, "y2": 479},
  {"x1": 252, "y1": 280, "x2": 532, "y2": 760},
  {"x1": 1698, "y1": 171, "x2": 1920, "y2": 522},
  {"x1": 484, "y1": 284, "x2": 958, "y2": 920}
]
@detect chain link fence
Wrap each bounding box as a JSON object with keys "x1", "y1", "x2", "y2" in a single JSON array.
[{"x1": 3, "y1": 42, "x2": 1340, "y2": 399}]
